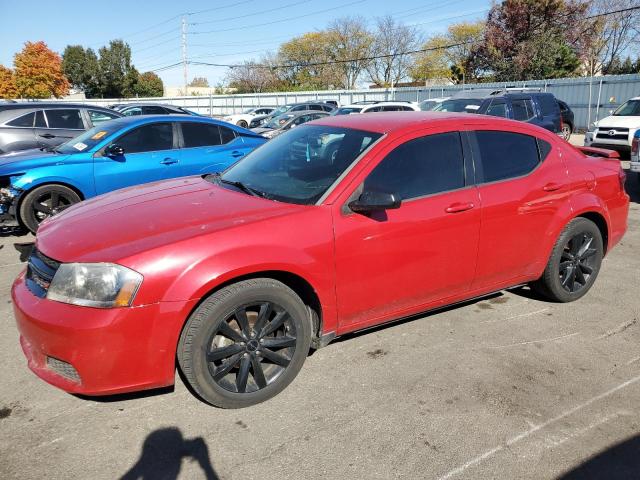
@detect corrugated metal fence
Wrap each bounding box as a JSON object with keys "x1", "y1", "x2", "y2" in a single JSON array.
[{"x1": 49, "y1": 74, "x2": 640, "y2": 130}]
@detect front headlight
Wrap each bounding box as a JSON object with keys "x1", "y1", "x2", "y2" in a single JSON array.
[
  {"x1": 588, "y1": 122, "x2": 597, "y2": 132},
  {"x1": 47, "y1": 263, "x2": 143, "y2": 308}
]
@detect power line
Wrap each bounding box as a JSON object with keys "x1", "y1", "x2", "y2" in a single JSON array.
[
  {"x1": 189, "y1": 0, "x2": 313, "y2": 26},
  {"x1": 190, "y1": 0, "x2": 367, "y2": 34}
]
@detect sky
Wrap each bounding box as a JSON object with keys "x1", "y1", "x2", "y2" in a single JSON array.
[{"x1": 0, "y1": 0, "x2": 491, "y2": 88}]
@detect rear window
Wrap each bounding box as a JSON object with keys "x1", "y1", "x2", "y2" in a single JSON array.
[
  {"x1": 45, "y1": 109, "x2": 84, "y2": 129},
  {"x1": 537, "y1": 95, "x2": 559, "y2": 116},
  {"x1": 7, "y1": 112, "x2": 34, "y2": 127},
  {"x1": 475, "y1": 131, "x2": 540, "y2": 183},
  {"x1": 181, "y1": 122, "x2": 221, "y2": 147},
  {"x1": 220, "y1": 126, "x2": 236, "y2": 143},
  {"x1": 511, "y1": 99, "x2": 536, "y2": 121}
]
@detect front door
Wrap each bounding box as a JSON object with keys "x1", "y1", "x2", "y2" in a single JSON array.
[
  {"x1": 93, "y1": 122, "x2": 179, "y2": 194},
  {"x1": 37, "y1": 109, "x2": 85, "y2": 149},
  {"x1": 333, "y1": 130, "x2": 481, "y2": 331}
]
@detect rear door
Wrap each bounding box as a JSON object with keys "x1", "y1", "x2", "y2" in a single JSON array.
[
  {"x1": 1, "y1": 110, "x2": 39, "y2": 152},
  {"x1": 37, "y1": 109, "x2": 86, "y2": 148},
  {"x1": 178, "y1": 122, "x2": 249, "y2": 175},
  {"x1": 535, "y1": 94, "x2": 562, "y2": 133},
  {"x1": 93, "y1": 122, "x2": 179, "y2": 194},
  {"x1": 470, "y1": 128, "x2": 570, "y2": 290}
]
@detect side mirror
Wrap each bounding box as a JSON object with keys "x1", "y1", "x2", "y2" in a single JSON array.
[
  {"x1": 104, "y1": 144, "x2": 124, "y2": 157},
  {"x1": 349, "y1": 190, "x2": 401, "y2": 213}
]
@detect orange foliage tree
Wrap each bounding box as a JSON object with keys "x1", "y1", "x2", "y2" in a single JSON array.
[
  {"x1": 13, "y1": 41, "x2": 69, "y2": 98},
  {"x1": 0, "y1": 65, "x2": 17, "y2": 98}
]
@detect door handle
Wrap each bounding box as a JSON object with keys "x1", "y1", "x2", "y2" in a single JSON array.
[
  {"x1": 445, "y1": 202, "x2": 475, "y2": 213},
  {"x1": 543, "y1": 182, "x2": 562, "y2": 192},
  {"x1": 160, "y1": 157, "x2": 178, "y2": 165},
  {"x1": 231, "y1": 150, "x2": 245, "y2": 158},
  {"x1": 39, "y1": 134, "x2": 56, "y2": 139}
]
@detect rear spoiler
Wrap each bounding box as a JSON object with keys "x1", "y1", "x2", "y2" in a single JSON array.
[{"x1": 576, "y1": 146, "x2": 620, "y2": 159}]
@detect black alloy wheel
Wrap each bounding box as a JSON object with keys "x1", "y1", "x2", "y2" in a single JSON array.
[
  {"x1": 19, "y1": 184, "x2": 81, "y2": 233},
  {"x1": 559, "y1": 232, "x2": 597, "y2": 293},
  {"x1": 178, "y1": 278, "x2": 312, "y2": 408},
  {"x1": 207, "y1": 301, "x2": 297, "y2": 394}
]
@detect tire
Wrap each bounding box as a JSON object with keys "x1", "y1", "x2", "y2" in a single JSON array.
[
  {"x1": 19, "y1": 184, "x2": 81, "y2": 234},
  {"x1": 178, "y1": 278, "x2": 312, "y2": 408},
  {"x1": 531, "y1": 217, "x2": 603, "y2": 302},
  {"x1": 561, "y1": 123, "x2": 572, "y2": 141},
  {"x1": 237, "y1": 120, "x2": 248, "y2": 128}
]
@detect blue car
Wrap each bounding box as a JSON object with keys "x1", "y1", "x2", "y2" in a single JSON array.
[{"x1": 0, "y1": 115, "x2": 266, "y2": 232}]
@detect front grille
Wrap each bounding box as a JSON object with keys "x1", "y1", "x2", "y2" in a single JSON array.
[
  {"x1": 596, "y1": 127, "x2": 629, "y2": 140},
  {"x1": 25, "y1": 248, "x2": 61, "y2": 298},
  {"x1": 46, "y1": 356, "x2": 80, "y2": 382}
]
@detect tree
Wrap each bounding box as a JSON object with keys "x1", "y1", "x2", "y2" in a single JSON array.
[
  {"x1": 327, "y1": 17, "x2": 373, "y2": 89},
  {"x1": 278, "y1": 32, "x2": 341, "y2": 89},
  {"x1": 97, "y1": 40, "x2": 138, "y2": 98},
  {"x1": 189, "y1": 77, "x2": 209, "y2": 87},
  {"x1": 226, "y1": 59, "x2": 279, "y2": 93},
  {"x1": 62, "y1": 45, "x2": 100, "y2": 97},
  {"x1": 366, "y1": 16, "x2": 421, "y2": 87},
  {"x1": 409, "y1": 36, "x2": 452, "y2": 82},
  {"x1": 476, "y1": 0, "x2": 589, "y2": 81},
  {"x1": 135, "y1": 71, "x2": 164, "y2": 97},
  {"x1": 586, "y1": 0, "x2": 640, "y2": 75},
  {"x1": 0, "y1": 65, "x2": 17, "y2": 98},
  {"x1": 13, "y1": 41, "x2": 69, "y2": 98}
]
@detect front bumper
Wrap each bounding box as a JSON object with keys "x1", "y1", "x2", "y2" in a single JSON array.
[
  {"x1": 584, "y1": 130, "x2": 633, "y2": 153},
  {"x1": 12, "y1": 272, "x2": 197, "y2": 396},
  {"x1": 0, "y1": 187, "x2": 20, "y2": 226},
  {"x1": 631, "y1": 160, "x2": 640, "y2": 173}
]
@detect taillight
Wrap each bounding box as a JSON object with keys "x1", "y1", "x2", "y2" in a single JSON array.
[
  {"x1": 632, "y1": 136, "x2": 639, "y2": 156},
  {"x1": 619, "y1": 168, "x2": 626, "y2": 190}
]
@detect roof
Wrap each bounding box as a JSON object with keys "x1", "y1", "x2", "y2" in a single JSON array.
[
  {"x1": 0, "y1": 102, "x2": 114, "y2": 111},
  {"x1": 117, "y1": 103, "x2": 184, "y2": 108},
  {"x1": 341, "y1": 101, "x2": 418, "y2": 108},
  {"x1": 311, "y1": 111, "x2": 530, "y2": 134},
  {"x1": 95, "y1": 114, "x2": 227, "y2": 129}
]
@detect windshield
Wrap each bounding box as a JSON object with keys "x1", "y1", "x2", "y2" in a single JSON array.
[
  {"x1": 54, "y1": 122, "x2": 121, "y2": 154},
  {"x1": 613, "y1": 100, "x2": 640, "y2": 116},
  {"x1": 270, "y1": 105, "x2": 292, "y2": 117},
  {"x1": 221, "y1": 125, "x2": 382, "y2": 205},
  {"x1": 265, "y1": 113, "x2": 295, "y2": 129},
  {"x1": 333, "y1": 107, "x2": 362, "y2": 115},
  {"x1": 433, "y1": 99, "x2": 482, "y2": 113}
]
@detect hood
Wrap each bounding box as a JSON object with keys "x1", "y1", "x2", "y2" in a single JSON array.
[
  {"x1": 0, "y1": 148, "x2": 73, "y2": 174},
  {"x1": 251, "y1": 127, "x2": 273, "y2": 134},
  {"x1": 36, "y1": 175, "x2": 305, "y2": 264},
  {"x1": 595, "y1": 115, "x2": 640, "y2": 129}
]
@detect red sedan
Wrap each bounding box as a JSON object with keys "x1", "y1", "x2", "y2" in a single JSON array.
[{"x1": 12, "y1": 112, "x2": 629, "y2": 408}]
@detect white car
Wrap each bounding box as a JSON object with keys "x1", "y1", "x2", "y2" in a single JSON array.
[
  {"x1": 332, "y1": 101, "x2": 420, "y2": 115},
  {"x1": 222, "y1": 107, "x2": 275, "y2": 128},
  {"x1": 631, "y1": 130, "x2": 639, "y2": 174},
  {"x1": 584, "y1": 97, "x2": 640, "y2": 155}
]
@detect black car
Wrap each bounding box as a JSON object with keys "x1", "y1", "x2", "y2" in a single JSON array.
[
  {"x1": 0, "y1": 103, "x2": 122, "y2": 155},
  {"x1": 557, "y1": 100, "x2": 575, "y2": 140},
  {"x1": 248, "y1": 102, "x2": 336, "y2": 128},
  {"x1": 434, "y1": 90, "x2": 563, "y2": 136},
  {"x1": 115, "y1": 103, "x2": 202, "y2": 116}
]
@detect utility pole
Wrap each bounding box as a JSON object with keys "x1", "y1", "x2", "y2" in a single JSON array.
[{"x1": 181, "y1": 16, "x2": 188, "y2": 96}]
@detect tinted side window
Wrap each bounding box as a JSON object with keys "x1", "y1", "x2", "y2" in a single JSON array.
[
  {"x1": 35, "y1": 110, "x2": 47, "y2": 127},
  {"x1": 511, "y1": 99, "x2": 536, "y2": 121},
  {"x1": 486, "y1": 102, "x2": 508, "y2": 118},
  {"x1": 45, "y1": 109, "x2": 84, "y2": 129},
  {"x1": 402, "y1": 106, "x2": 415, "y2": 111},
  {"x1": 475, "y1": 131, "x2": 539, "y2": 183},
  {"x1": 181, "y1": 123, "x2": 221, "y2": 147},
  {"x1": 7, "y1": 112, "x2": 34, "y2": 127},
  {"x1": 364, "y1": 132, "x2": 465, "y2": 201},
  {"x1": 144, "y1": 106, "x2": 168, "y2": 115},
  {"x1": 117, "y1": 123, "x2": 173, "y2": 154},
  {"x1": 382, "y1": 106, "x2": 401, "y2": 111},
  {"x1": 291, "y1": 105, "x2": 306, "y2": 112},
  {"x1": 219, "y1": 126, "x2": 236, "y2": 144},
  {"x1": 538, "y1": 95, "x2": 559, "y2": 116},
  {"x1": 321, "y1": 105, "x2": 334, "y2": 111}
]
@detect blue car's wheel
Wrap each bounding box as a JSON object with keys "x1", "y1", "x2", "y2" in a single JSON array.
[{"x1": 19, "y1": 184, "x2": 81, "y2": 234}]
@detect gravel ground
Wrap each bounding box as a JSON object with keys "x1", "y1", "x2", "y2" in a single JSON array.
[{"x1": 1, "y1": 134, "x2": 639, "y2": 480}]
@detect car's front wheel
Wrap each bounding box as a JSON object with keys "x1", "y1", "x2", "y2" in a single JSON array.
[
  {"x1": 531, "y1": 217, "x2": 603, "y2": 302},
  {"x1": 178, "y1": 278, "x2": 312, "y2": 408},
  {"x1": 19, "y1": 184, "x2": 81, "y2": 234}
]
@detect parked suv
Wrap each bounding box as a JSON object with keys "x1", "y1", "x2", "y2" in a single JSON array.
[
  {"x1": 248, "y1": 102, "x2": 335, "y2": 128},
  {"x1": 0, "y1": 103, "x2": 122, "y2": 154},
  {"x1": 584, "y1": 96, "x2": 640, "y2": 155}
]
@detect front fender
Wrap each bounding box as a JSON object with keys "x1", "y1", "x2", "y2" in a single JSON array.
[{"x1": 10, "y1": 170, "x2": 93, "y2": 199}]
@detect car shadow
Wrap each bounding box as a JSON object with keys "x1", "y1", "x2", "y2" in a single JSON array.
[
  {"x1": 556, "y1": 434, "x2": 640, "y2": 479},
  {"x1": 624, "y1": 165, "x2": 639, "y2": 204},
  {"x1": 120, "y1": 427, "x2": 220, "y2": 480}
]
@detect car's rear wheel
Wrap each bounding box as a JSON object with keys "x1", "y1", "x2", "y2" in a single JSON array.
[
  {"x1": 178, "y1": 278, "x2": 312, "y2": 408},
  {"x1": 531, "y1": 217, "x2": 603, "y2": 302},
  {"x1": 19, "y1": 184, "x2": 81, "y2": 234},
  {"x1": 237, "y1": 120, "x2": 248, "y2": 128},
  {"x1": 561, "y1": 123, "x2": 572, "y2": 141}
]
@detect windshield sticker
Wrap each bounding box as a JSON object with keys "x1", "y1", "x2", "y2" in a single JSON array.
[
  {"x1": 73, "y1": 142, "x2": 88, "y2": 151},
  {"x1": 91, "y1": 131, "x2": 107, "y2": 140}
]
